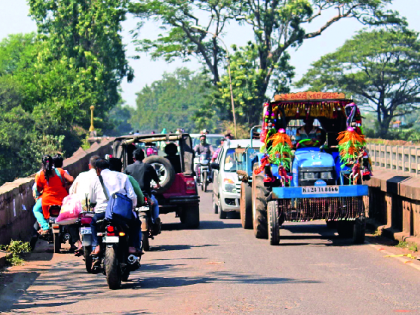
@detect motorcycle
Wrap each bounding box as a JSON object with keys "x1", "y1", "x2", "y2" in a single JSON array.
[
  {"x1": 197, "y1": 153, "x2": 211, "y2": 192},
  {"x1": 78, "y1": 211, "x2": 95, "y2": 273},
  {"x1": 32, "y1": 205, "x2": 74, "y2": 253},
  {"x1": 91, "y1": 219, "x2": 141, "y2": 290},
  {"x1": 137, "y1": 195, "x2": 160, "y2": 252}
]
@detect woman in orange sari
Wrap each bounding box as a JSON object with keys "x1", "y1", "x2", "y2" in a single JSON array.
[{"x1": 35, "y1": 155, "x2": 74, "y2": 232}]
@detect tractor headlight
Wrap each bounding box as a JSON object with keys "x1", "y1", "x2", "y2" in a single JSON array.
[
  {"x1": 304, "y1": 172, "x2": 318, "y2": 180},
  {"x1": 321, "y1": 172, "x2": 333, "y2": 180}
]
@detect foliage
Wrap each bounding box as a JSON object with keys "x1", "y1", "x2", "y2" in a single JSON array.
[
  {"x1": 28, "y1": 0, "x2": 133, "y2": 127},
  {"x1": 0, "y1": 240, "x2": 31, "y2": 266},
  {"x1": 296, "y1": 29, "x2": 420, "y2": 138},
  {"x1": 220, "y1": 120, "x2": 250, "y2": 139},
  {"x1": 130, "y1": 0, "x2": 405, "y2": 126},
  {"x1": 102, "y1": 100, "x2": 134, "y2": 136},
  {"x1": 130, "y1": 68, "x2": 216, "y2": 133}
]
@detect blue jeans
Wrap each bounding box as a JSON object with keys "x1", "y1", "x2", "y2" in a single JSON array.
[
  {"x1": 150, "y1": 195, "x2": 159, "y2": 223},
  {"x1": 33, "y1": 198, "x2": 49, "y2": 231}
]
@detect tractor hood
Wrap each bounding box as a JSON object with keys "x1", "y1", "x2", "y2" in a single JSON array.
[{"x1": 292, "y1": 148, "x2": 335, "y2": 187}]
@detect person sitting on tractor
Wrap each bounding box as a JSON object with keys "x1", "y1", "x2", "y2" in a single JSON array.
[{"x1": 295, "y1": 117, "x2": 323, "y2": 148}]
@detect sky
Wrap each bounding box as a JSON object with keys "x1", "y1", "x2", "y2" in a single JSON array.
[{"x1": 1, "y1": 0, "x2": 420, "y2": 108}]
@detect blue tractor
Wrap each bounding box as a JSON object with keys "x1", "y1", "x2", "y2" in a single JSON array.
[{"x1": 237, "y1": 93, "x2": 371, "y2": 245}]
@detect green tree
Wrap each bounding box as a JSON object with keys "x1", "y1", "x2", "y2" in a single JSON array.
[
  {"x1": 28, "y1": 0, "x2": 133, "y2": 128},
  {"x1": 130, "y1": 68, "x2": 215, "y2": 133},
  {"x1": 296, "y1": 29, "x2": 420, "y2": 138},
  {"x1": 130, "y1": 0, "x2": 404, "y2": 126}
]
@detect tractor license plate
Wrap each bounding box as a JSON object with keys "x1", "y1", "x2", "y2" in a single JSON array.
[
  {"x1": 302, "y1": 186, "x2": 339, "y2": 194},
  {"x1": 103, "y1": 236, "x2": 119, "y2": 243},
  {"x1": 80, "y1": 227, "x2": 91, "y2": 235}
]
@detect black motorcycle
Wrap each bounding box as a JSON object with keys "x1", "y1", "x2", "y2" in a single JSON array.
[
  {"x1": 91, "y1": 219, "x2": 141, "y2": 290},
  {"x1": 137, "y1": 195, "x2": 160, "y2": 251}
]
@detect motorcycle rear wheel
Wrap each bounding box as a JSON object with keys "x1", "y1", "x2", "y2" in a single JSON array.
[
  {"x1": 53, "y1": 233, "x2": 61, "y2": 253},
  {"x1": 203, "y1": 172, "x2": 208, "y2": 192},
  {"x1": 105, "y1": 246, "x2": 121, "y2": 290},
  {"x1": 84, "y1": 246, "x2": 92, "y2": 273}
]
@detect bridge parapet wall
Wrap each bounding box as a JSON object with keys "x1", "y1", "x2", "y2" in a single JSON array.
[
  {"x1": 0, "y1": 138, "x2": 114, "y2": 245},
  {"x1": 365, "y1": 169, "x2": 420, "y2": 239}
]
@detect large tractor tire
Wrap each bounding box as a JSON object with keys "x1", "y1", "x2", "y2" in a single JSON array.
[
  {"x1": 143, "y1": 156, "x2": 176, "y2": 193},
  {"x1": 268, "y1": 200, "x2": 280, "y2": 245},
  {"x1": 252, "y1": 174, "x2": 268, "y2": 239},
  {"x1": 240, "y1": 182, "x2": 253, "y2": 229}
]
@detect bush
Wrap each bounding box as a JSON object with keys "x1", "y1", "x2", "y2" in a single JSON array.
[{"x1": 0, "y1": 240, "x2": 31, "y2": 266}]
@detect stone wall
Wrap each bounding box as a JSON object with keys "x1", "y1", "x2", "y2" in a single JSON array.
[
  {"x1": 0, "y1": 138, "x2": 114, "y2": 245},
  {"x1": 364, "y1": 169, "x2": 420, "y2": 239}
]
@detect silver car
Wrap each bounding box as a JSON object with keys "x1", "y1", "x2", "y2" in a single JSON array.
[{"x1": 212, "y1": 139, "x2": 261, "y2": 219}]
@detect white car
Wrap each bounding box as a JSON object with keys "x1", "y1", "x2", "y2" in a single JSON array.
[{"x1": 212, "y1": 139, "x2": 262, "y2": 219}]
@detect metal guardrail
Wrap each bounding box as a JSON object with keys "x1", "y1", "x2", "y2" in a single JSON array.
[{"x1": 366, "y1": 143, "x2": 420, "y2": 176}]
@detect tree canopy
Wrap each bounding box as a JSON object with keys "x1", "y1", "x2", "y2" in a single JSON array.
[
  {"x1": 130, "y1": 68, "x2": 215, "y2": 133},
  {"x1": 130, "y1": 0, "x2": 405, "y2": 126},
  {"x1": 296, "y1": 29, "x2": 420, "y2": 138}
]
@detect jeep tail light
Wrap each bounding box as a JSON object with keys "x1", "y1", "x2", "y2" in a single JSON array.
[
  {"x1": 186, "y1": 179, "x2": 196, "y2": 194},
  {"x1": 107, "y1": 225, "x2": 116, "y2": 236}
]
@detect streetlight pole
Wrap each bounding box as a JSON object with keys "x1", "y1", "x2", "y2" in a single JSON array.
[{"x1": 191, "y1": 26, "x2": 237, "y2": 138}]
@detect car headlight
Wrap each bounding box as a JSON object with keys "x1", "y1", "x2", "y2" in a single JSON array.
[
  {"x1": 321, "y1": 172, "x2": 333, "y2": 180},
  {"x1": 223, "y1": 178, "x2": 236, "y2": 193}
]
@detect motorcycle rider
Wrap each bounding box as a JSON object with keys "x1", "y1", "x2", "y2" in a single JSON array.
[
  {"x1": 35, "y1": 155, "x2": 74, "y2": 235},
  {"x1": 194, "y1": 134, "x2": 214, "y2": 182},
  {"x1": 124, "y1": 149, "x2": 161, "y2": 235},
  {"x1": 89, "y1": 159, "x2": 139, "y2": 255}
]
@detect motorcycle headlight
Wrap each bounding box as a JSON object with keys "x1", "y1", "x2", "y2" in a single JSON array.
[{"x1": 321, "y1": 172, "x2": 333, "y2": 180}]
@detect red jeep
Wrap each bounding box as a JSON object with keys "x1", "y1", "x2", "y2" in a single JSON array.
[{"x1": 113, "y1": 133, "x2": 200, "y2": 228}]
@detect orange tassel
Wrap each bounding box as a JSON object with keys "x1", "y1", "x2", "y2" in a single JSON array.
[{"x1": 268, "y1": 132, "x2": 292, "y2": 147}]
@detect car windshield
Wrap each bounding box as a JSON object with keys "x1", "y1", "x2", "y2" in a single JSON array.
[{"x1": 224, "y1": 148, "x2": 236, "y2": 172}]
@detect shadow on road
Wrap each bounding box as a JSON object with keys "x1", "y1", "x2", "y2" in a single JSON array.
[
  {"x1": 162, "y1": 220, "x2": 241, "y2": 231},
  {"x1": 150, "y1": 244, "x2": 217, "y2": 252},
  {"x1": 280, "y1": 223, "x2": 381, "y2": 247},
  {"x1": 127, "y1": 270, "x2": 321, "y2": 290}
]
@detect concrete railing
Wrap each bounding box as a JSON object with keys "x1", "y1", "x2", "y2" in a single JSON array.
[
  {"x1": 367, "y1": 143, "x2": 420, "y2": 176},
  {"x1": 0, "y1": 138, "x2": 114, "y2": 245},
  {"x1": 364, "y1": 169, "x2": 420, "y2": 240}
]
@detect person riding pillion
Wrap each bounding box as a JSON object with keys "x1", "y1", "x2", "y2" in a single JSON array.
[
  {"x1": 124, "y1": 149, "x2": 161, "y2": 234},
  {"x1": 89, "y1": 159, "x2": 139, "y2": 255}
]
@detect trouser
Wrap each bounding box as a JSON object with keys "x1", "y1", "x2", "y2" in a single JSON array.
[
  {"x1": 67, "y1": 224, "x2": 80, "y2": 245},
  {"x1": 150, "y1": 195, "x2": 159, "y2": 223},
  {"x1": 33, "y1": 198, "x2": 49, "y2": 231},
  {"x1": 90, "y1": 212, "x2": 142, "y2": 249}
]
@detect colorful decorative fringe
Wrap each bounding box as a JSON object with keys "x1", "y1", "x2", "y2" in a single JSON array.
[
  {"x1": 337, "y1": 127, "x2": 366, "y2": 164},
  {"x1": 267, "y1": 129, "x2": 293, "y2": 171}
]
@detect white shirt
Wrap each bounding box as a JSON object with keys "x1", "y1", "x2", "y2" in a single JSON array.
[
  {"x1": 89, "y1": 169, "x2": 137, "y2": 213},
  {"x1": 70, "y1": 168, "x2": 97, "y2": 202}
]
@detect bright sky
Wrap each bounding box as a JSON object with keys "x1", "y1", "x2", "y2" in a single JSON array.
[{"x1": 1, "y1": 0, "x2": 420, "y2": 107}]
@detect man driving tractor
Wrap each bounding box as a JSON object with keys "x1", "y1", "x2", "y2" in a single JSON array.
[{"x1": 295, "y1": 117, "x2": 323, "y2": 147}]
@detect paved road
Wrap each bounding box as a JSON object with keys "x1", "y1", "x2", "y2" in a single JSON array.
[{"x1": 1, "y1": 186, "x2": 420, "y2": 314}]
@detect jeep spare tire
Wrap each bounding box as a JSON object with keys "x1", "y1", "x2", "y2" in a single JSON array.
[{"x1": 143, "y1": 156, "x2": 176, "y2": 193}]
